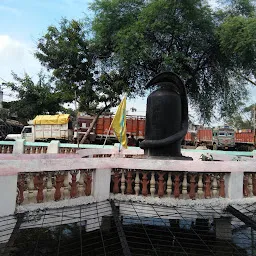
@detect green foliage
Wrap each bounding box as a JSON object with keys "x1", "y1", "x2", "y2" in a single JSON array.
[
  {"x1": 0, "y1": 108, "x2": 10, "y2": 121},
  {"x1": 221, "y1": 0, "x2": 255, "y2": 16},
  {"x1": 226, "y1": 103, "x2": 256, "y2": 129},
  {"x1": 35, "y1": 18, "x2": 131, "y2": 116},
  {"x1": 5, "y1": 72, "x2": 63, "y2": 121},
  {"x1": 200, "y1": 153, "x2": 214, "y2": 161},
  {"x1": 217, "y1": 16, "x2": 256, "y2": 75},
  {"x1": 90, "y1": 0, "x2": 256, "y2": 122},
  {"x1": 227, "y1": 113, "x2": 252, "y2": 129}
]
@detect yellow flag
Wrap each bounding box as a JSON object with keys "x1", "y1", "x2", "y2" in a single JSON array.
[{"x1": 112, "y1": 97, "x2": 127, "y2": 149}]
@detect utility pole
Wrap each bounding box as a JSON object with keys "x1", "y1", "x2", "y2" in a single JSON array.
[
  {"x1": 254, "y1": 104, "x2": 256, "y2": 145},
  {"x1": 74, "y1": 89, "x2": 80, "y2": 147},
  {"x1": 254, "y1": 105, "x2": 256, "y2": 132}
]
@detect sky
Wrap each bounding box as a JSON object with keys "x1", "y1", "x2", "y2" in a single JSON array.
[{"x1": 0, "y1": 0, "x2": 256, "y2": 124}]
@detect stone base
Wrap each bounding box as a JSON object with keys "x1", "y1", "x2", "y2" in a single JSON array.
[{"x1": 137, "y1": 155, "x2": 193, "y2": 161}]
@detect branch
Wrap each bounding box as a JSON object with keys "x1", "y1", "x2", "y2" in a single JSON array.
[{"x1": 235, "y1": 71, "x2": 256, "y2": 86}]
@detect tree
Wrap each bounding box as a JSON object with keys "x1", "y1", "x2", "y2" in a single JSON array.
[
  {"x1": 35, "y1": 19, "x2": 131, "y2": 143},
  {"x1": 5, "y1": 71, "x2": 63, "y2": 122},
  {"x1": 226, "y1": 103, "x2": 256, "y2": 129},
  {"x1": 217, "y1": 0, "x2": 256, "y2": 85},
  {"x1": 90, "y1": 0, "x2": 256, "y2": 122}
]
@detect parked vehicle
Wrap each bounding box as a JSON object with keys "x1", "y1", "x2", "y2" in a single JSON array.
[
  {"x1": 5, "y1": 112, "x2": 255, "y2": 151},
  {"x1": 235, "y1": 131, "x2": 255, "y2": 151},
  {"x1": 195, "y1": 126, "x2": 235, "y2": 150},
  {"x1": 183, "y1": 131, "x2": 196, "y2": 146},
  {"x1": 196, "y1": 129, "x2": 213, "y2": 147},
  {"x1": 212, "y1": 127, "x2": 236, "y2": 150},
  {"x1": 5, "y1": 114, "x2": 73, "y2": 142},
  {"x1": 77, "y1": 115, "x2": 145, "y2": 144}
]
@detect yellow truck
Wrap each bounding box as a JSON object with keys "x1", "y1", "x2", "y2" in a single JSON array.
[{"x1": 5, "y1": 114, "x2": 73, "y2": 142}]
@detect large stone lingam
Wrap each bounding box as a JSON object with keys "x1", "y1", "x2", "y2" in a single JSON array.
[{"x1": 140, "y1": 72, "x2": 192, "y2": 160}]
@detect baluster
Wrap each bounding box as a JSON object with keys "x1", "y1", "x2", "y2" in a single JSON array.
[
  {"x1": 243, "y1": 173, "x2": 249, "y2": 197},
  {"x1": 63, "y1": 171, "x2": 70, "y2": 199},
  {"x1": 46, "y1": 172, "x2": 53, "y2": 201},
  {"x1": 189, "y1": 174, "x2": 196, "y2": 200},
  {"x1": 17, "y1": 174, "x2": 25, "y2": 204},
  {"x1": 134, "y1": 170, "x2": 140, "y2": 196},
  {"x1": 141, "y1": 172, "x2": 149, "y2": 196},
  {"x1": 182, "y1": 173, "x2": 188, "y2": 199},
  {"x1": 24, "y1": 147, "x2": 28, "y2": 154},
  {"x1": 7, "y1": 146, "x2": 11, "y2": 154},
  {"x1": 126, "y1": 170, "x2": 133, "y2": 194},
  {"x1": 30, "y1": 147, "x2": 33, "y2": 154},
  {"x1": 35, "y1": 173, "x2": 45, "y2": 203},
  {"x1": 27, "y1": 173, "x2": 35, "y2": 203},
  {"x1": 248, "y1": 174, "x2": 253, "y2": 197},
  {"x1": 32, "y1": 147, "x2": 36, "y2": 154},
  {"x1": 120, "y1": 169, "x2": 126, "y2": 195},
  {"x1": 0, "y1": 145, "x2": 2, "y2": 153},
  {"x1": 35, "y1": 147, "x2": 40, "y2": 154},
  {"x1": 197, "y1": 174, "x2": 204, "y2": 199},
  {"x1": 157, "y1": 171, "x2": 165, "y2": 197},
  {"x1": 253, "y1": 174, "x2": 256, "y2": 196},
  {"x1": 84, "y1": 170, "x2": 93, "y2": 196},
  {"x1": 173, "y1": 173, "x2": 180, "y2": 198},
  {"x1": 69, "y1": 170, "x2": 78, "y2": 198},
  {"x1": 150, "y1": 171, "x2": 156, "y2": 197},
  {"x1": 43, "y1": 147, "x2": 47, "y2": 153},
  {"x1": 212, "y1": 174, "x2": 218, "y2": 198},
  {"x1": 3, "y1": 146, "x2": 7, "y2": 154},
  {"x1": 112, "y1": 169, "x2": 120, "y2": 194},
  {"x1": 166, "y1": 173, "x2": 172, "y2": 197},
  {"x1": 219, "y1": 173, "x2": 225, "y2": 198},
  {"x1": 10, "y1": 146, "x2": 13, "y2": 153},
  {"x1": 54, "y1": 172, "x2": 64, "y2": 201},
  {"x1": 204, "y1": 174, "x2": 211, "y2": 199},
  {"x1": 78, "y1": 170, "x2": 85, "y2": 197},
  {"x1": 25, "y1": 147, "x2": 29, "y2": 154}
]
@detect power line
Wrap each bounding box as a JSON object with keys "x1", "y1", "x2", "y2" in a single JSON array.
[{"x1": 0, "y1": 77, "x2": 8, "y2": 83}]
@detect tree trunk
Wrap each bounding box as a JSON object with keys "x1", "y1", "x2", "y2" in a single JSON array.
[
  {"x1": 79, "y1": 106, "x2": 110, "y2": 144},
  {"x1": 79, "y1": 113, "x2": 101, "y2": 144}
]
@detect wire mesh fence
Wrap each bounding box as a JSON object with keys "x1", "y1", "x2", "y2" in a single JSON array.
[{"x1": 0, "y1": 200, "x2": 255, "y2": 256}]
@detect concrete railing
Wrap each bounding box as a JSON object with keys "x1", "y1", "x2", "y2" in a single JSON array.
[
  {"x1": 0, "y1": 140, "x2": 114, "y2": 155},
  {"x1": 1, "y1": 143, "x2": 256, "y2": 217},
  {"x1": 1, "y1": 139, "x2": 256, "y2": 157}
]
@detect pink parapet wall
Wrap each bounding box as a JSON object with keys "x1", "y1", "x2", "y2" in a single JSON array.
[{"x1": 0, "y1": 157, "x2": 256, "y2": 176}]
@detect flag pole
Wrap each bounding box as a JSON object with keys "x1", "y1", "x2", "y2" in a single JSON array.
[{"x1": 103, "y1": 117, "x2": 114, "y2": 148}]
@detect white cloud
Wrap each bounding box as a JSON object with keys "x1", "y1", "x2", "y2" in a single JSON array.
[
  {"x1": 0, "y1": 35, "x2": 41, "y2": 101},
  {"x1": 0, "y1": 4, "x2": 20, "y2": 15}
]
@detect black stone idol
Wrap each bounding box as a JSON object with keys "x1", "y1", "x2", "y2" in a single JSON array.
[{"x1": 140, "y1": 72, "x2": 191, "y2": 159}]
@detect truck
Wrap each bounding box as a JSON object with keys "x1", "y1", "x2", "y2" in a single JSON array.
[
  {"x1": 183, "y1": 131, "x2": 196, "y2": 146},
  {"x1": 77, "y1": 115, "x2": 146, "y2": 145},
  {"x1": 196, "y1": 126, "x2": 235, "y2": 150},
  {"x1": 5, "y1": 114, "x2": 73, "y2": 142},
  {"x1": 235, "y1": 131, "x2": 255, "y2": 151}
]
